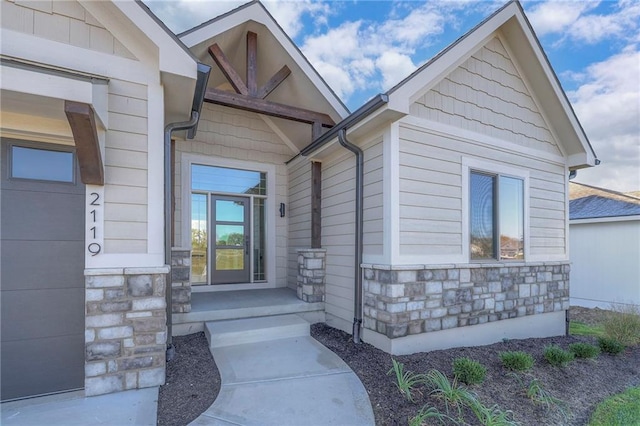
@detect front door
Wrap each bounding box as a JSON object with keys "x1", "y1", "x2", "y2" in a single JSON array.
[{"x1": 211, "y1": 195, "x2": 250, "y2": 284}]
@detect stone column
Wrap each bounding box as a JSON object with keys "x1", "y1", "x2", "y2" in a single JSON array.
[
  {"x1": 171, "y1": 248, "x2": 191, "y2": 313},
  {"x1": 296, "y1": 248, "x2": 326, "y2": 303},
  {"x1": 84, "y1": 267, "x2": 168, "y2": 396}
]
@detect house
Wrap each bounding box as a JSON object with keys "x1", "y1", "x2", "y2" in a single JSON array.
[
  {"x1": 569, "y1": 182, "x2": 640, "y2": 308},
  {"x1": 0, "y1": 0, "x2": 596, "y2": 401}
]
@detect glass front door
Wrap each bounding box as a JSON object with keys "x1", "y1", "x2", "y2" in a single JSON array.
[{"x1": 211, "y1": 195, "x2": 250, "y2": 284}]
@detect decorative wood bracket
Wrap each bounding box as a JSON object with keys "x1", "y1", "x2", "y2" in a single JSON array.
[
  {"x1": 64, "y1": 101, "x2": 104, "y2": 185},
  {"x1": 206, "y1": 31, "x2": 333, "y2": 139}
]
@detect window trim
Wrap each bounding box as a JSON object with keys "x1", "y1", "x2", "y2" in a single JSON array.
[
  {"x1": 180, "y1": 153, "x2": 276, "y2": 289},
  {"x1": 462, "y1": 157, "x2": 529, "y2": 263}
]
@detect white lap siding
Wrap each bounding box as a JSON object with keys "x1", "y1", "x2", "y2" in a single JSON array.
[
  {"x1": 322, "y1": 150, "x2": 356, "y2": 331},
  {"x1": 398, "y1": 123, "x2": 566, "y2": 261},
  {"x1": 322, "y1": 137, "x2": 385, "y2": 332},
  {"x1": 103, "y1": 79, "x2": 149, "y2": 254},
  {"x1": 174, "y1": 103, "x2": 293, "y2": 285}
]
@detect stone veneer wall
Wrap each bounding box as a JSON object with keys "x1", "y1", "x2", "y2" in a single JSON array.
[
  {"x1": 297, "y1": 249, "x2": 326, "y2": 302},
  {"x1": 363, "y1": 262, "x2": 570, "y2": 339},
  {"x1": 171, "y1": 248, "x2": 191, "y2": 313},
  {"x1": 84, "y1": 267, "x2": 168, "y2": 396}
]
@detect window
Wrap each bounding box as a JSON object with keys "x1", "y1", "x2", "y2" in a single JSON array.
[
  {"x1": 470, "y1": 171, "x2": 524, "y2": 260},
  {"x1": 11, "y1": 146, "x2": 74, "y2": 182}
]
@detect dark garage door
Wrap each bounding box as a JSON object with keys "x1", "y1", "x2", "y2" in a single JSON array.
[{"x1": 1, "y1": 139, "x2": 85, "y2": 401}]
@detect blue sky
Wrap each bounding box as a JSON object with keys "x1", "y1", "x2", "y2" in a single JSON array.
[{"x1": 145, "y1": 0, "x2": 640, "y2": 193}]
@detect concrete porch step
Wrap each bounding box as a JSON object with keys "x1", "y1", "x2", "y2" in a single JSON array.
[{"x1": 205, "y1": 314, "x2": 310, "y2": 348}]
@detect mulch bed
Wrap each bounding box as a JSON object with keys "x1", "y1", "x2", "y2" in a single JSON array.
[
  {"x1": 157, "y1": 308, "x2": 640, "y2": 425},
  {"x1": 157, "y1": 332, "x2": 220, "y2": 426}
]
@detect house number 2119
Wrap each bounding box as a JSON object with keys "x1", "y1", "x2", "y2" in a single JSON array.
[{"x1": 88, "y1": 192, "x2": 102, "y2": 256}]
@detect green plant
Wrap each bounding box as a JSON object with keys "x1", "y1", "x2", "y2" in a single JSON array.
[
  {"x1": 388, "y1": 358, "x2": 426, "y2": 402},
  {"x1": 499, "y1": 351, "x2": 534, "y2": 371},
  {"x1": 569, "y1": 321, "x2": 605, "y2": 338},
  {"x1": 408, "y1": 405, "x2": 454, "y2": 426},
  {"x1": 543, "y1": 345, "x2": 574, "y2": 367},
  {"x1": 569, "y1": 342, "x2": 600, "y2": 359},
  {"x1": 598, "y1": 336, "x2": 626, "y2": 355},
  {"x1": 603, "y1": 304, "x2": 640, "y2": 346},
  {"x1": 589, "y1": 386, "x2": 640, "y2": 426},
  {"x1": 452, "y1": 357, "x2": 487, "y2": 385},
  {"x1": 526, "y1": 378, "x2": 569, "y2": 419},
  {"x1": 424, "y1": 369, "x2": 477, "y2": 418},
  {"x1": 469, "y1": 402, "x2": 519, "y2": 426}
]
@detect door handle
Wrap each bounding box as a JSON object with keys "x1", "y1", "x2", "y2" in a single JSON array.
[{"x1": 245, "y1": 236, "x2": 249, "y2": 255}]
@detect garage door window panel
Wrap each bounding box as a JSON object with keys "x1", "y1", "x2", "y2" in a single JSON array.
[{"x1": 10, "y1": 146, "x2": 75, "y2": 183}]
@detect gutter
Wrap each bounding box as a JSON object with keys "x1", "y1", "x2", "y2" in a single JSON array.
[
  {"x1": 299, "y1": 94, "x2": 389, "y2": 344},
  {"x1": 165, "y1": 63, "x2": 211, "y2": 361}
]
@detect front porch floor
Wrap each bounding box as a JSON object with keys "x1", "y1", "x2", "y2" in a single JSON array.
[{"x1": 172, "y1": 287, "x2": 325, "y2": 336}]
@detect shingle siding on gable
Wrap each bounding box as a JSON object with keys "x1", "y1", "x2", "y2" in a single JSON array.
[
  {"x1": 2, "y1": 0, "x2": 136, "y2": 59},
  {"x1": 411, "y1": 37, "x2": 561, "y2": 156}
]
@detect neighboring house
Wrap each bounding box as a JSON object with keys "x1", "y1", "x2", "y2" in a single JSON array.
[
  {"x1": 569, "y1": 182, "x2": 640, "y2": 308},
  {"x1": 0, "y1": 0, "x2": 597, "y2": 401}
]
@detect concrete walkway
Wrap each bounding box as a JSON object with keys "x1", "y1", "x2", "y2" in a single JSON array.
[
  {"x1": 1, "y1": 388, "x2": 158, "y2": 425},
  {"x1": 191, "y1": 335, "x2": 375, "y2": 426}
]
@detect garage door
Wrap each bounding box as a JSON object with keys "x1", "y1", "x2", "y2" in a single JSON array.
[{"x1": 1, "y1": 139, "x2": 85, "y2": 401}]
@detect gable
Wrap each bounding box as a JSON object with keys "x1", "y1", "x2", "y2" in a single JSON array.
[
  {"x1": 1, "y1": 0, "x2": 135, "y2": 59},
  {"x1": 410, "y1": 37, "x2": 561, "y2": 157}
]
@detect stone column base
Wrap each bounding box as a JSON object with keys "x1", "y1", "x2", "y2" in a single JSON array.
[{"x1": 296, "y1": 248, "x2": 326, "y2": 303}]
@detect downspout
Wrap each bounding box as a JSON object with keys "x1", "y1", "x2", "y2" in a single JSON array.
[
  {"x1": 337, "y1": 129, "x2": 364, "y2": 344},
  {"x1": 165, "y1": 64, "x2": 211, "y2": 361}
]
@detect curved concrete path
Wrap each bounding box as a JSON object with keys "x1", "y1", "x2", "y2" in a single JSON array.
[{"x1": 190, "y1": 335, "x2": 375, "y2": 425}]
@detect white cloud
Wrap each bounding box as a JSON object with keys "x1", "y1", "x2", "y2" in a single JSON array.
[
  {"x1": 526, "y1": 1, "x2": 596, "y2": 36},
  {"x1": 568, "y1": 46, "x2": 640, "y2": 192},
  {"x1": 144, "y1": 0, "x2": 331, "y2": 37},
  {"x1": 375, "y1": 51, "x2": 416, "y2": 90},
  {"x1": 526, "y1": 0, "x2": 640, "y2": 45},
  {"x1": 299, "y1": 1, "x2": 472, "y2": 101}
]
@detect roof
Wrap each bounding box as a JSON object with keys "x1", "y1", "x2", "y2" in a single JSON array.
[{"x1": 569, "y1": 182, "x2": 640, "y2": 220}]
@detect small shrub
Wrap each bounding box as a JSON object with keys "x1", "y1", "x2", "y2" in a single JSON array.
[
  {"x1": 469, "y1": 401, "x2": 519, "y2": 426},
  {"x1": 569, "y1": 342, "x2": 600, "y2": 359},
  {"x1": 603, "y1": 304, "x2": 640, "y2": 346},
  {"x1": 425, "y1": 369, "x2": 477, "y2": 418},
  {"x1": 527, "y1": 378, "x2": 569, "y2": 419},
  {"x1": 544, "y1": 345, "x2": 574, "y2": 367},
  {"x1": 452, "y1": 357, "x2": 487, "y2": 385},
  {"x1": 500, "y1": 351, "x2": 534, "y2": 371},
  {"x1": 598, "y1": 337, "x2": 625, "y2": 355},
  {"x1": 408, "y1": 405, "x2": 453, "y2": 426},
  {"x1": 387, "y1": 358, "x2": 426, "y2": 402}
]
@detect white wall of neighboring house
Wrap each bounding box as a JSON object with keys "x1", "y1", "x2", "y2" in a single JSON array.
[{"x1": 570, "y1": 216, "x2": 640, "y2": 308}]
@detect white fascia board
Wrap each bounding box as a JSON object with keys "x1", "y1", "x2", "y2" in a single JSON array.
[
  {"x1": 567, "y1": 152, "x2": 597, "y2": 169},
  {"x1": 388, "y1": 3, "x2": 517, "y2": 113},
  {"x1": 1, "y1": 29, "x2": 153, "y2": 84},
  {"x1": 0, "y1": 64, "x2": 108, "y2": 128},
  {"x1": 570, "y1": 215, "x2": 640, "y2": 225},
  {"x1": 180, "y1": 3, "x2": 349, "y2": 119},
  {"x1": 85, "y1": 1, "x2": 197, "y2": 81}
]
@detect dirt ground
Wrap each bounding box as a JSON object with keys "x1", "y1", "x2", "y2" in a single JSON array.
[{"x1": 157, "y1": 307, "x2": 639, "y2": 425}]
